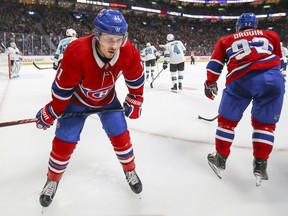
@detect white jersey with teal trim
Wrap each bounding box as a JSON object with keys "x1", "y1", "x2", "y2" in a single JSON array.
[
  {"x1": 143, "y1": 46, "x2": 158, "y2": 61},
  {"x1": 281, "y1": 45, "x2": 288, "y2": 63},
  {"x1": 163, "y1": 40, "x2": 186, "y2": 64},
  {"x1": 55, "y1": 37, "x2": 77, "y2": 56}
]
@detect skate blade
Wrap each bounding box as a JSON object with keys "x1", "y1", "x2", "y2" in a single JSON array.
[
  {"x1": 254, "y1": 173, "x2": 268, "y2": 187},
  {"x1": 255, "y1": 174, "x2": 262, "y2": 187},
  {"x1": 171, "y1": 89, "x2": 181, "y2": 93},
  {"x1": 208, "y1": 161, "x2": 223, "y2": 179}
]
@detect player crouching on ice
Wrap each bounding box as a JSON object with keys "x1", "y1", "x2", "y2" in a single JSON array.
[
  {"x1": 205, "y1": 13, "x2": 285, "y2": 186},
  {"x1": 35, "y1": 9, "x2": 145, "y2": 208}
]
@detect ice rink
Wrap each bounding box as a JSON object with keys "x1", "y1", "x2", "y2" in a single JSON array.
[{"x1": 1, "y1": 61, "x2": 288, "y2": 216}]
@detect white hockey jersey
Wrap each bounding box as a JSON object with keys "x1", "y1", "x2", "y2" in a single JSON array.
[
  {"x1": 142, "y1": 45, "x2": 159, "y2": 61},
  {"x1": 53, "y1": 37, "x2": 77, "y2": 65},
  {"x1": 163, "y1": 40, "x2": 186, "y2": 64},
  {"x1": 6, "y1": 46, "x2": 21, "y2": 61},
  {"x1": 281, "y1": 45, "x2": 288, "y2": 63}
]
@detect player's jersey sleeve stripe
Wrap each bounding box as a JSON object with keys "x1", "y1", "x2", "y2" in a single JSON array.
[
  {"x1": 51, "y1": 80, "x2": 75, "y2": 100},
  {"x1": 125, "y1": 72, "x2": 145, "y2": 89},
  {"x1": 206, "y1": 59, "x2": 224, "y2": 75}
]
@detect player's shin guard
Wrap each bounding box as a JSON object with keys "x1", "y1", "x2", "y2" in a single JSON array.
[
  {"x1": 215, "y1": 115, "x2": 239, "y2": 157},
  {"x1": 251, "y1": 118, "x2": 275, "y2": 160},
  {"x1": 109, "y1": 130, "x2": 142, "y2": 194},
  {"x1": 47, "y1": 137, "x2": 77, "y2": 181},
  {"x1": 109, "y1": 130, "x2": 135, "y2": 171}
]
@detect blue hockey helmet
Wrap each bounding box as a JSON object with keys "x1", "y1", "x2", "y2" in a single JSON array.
[
  {"x1": 94, "y1": 9, "x2": 128, "y2": 36},
  {"x1": 236, "y1": 13, "x2": 258, "y2": 32}
]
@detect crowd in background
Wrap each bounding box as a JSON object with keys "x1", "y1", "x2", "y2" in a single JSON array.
[{"x1": 0, "y1": 0, "x2": 287, "y2": 56}]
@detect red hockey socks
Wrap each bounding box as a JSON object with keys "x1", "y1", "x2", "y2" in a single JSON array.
[
  {"x1": 251, "y1": 118, "x2": 275, "y2": 160},
  {"x1": 109, "y1": 130, "x2": 136, "y2": 172},
  {"x1": 47, "y1": 137, "x2": 77, "y2": 181},
  {"x1": 215, "y1": 115, "x2": 239, "y2": 157}
]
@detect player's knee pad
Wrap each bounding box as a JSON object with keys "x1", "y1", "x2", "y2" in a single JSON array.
[
  {"x1": 251, "y1": 117, "x2": 276, "y2": 132},
  {"x1": 218, "y1": 114, "x2": 239, "y2": 130},
  {"x1": 51, "y1": 136, "x2": 77, "y2": 159},
  {"x1": 109, "y1": 130, "x2": 131, "y2": 148}
]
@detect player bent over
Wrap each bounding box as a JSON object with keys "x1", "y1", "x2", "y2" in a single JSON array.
[
  {"x1": 35, "y1": 9, "x2": 145, "y2": 207},
  {"x1": 205, "y1": 13, "x2": 285, "y2": 186}
]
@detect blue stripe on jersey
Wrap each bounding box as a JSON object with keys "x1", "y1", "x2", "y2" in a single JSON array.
[
  {"x1": 125, "y1": 73, "x2": 145, "y2": 89},
  {"x1": 52, "y1": 81, "x2": 75, "y2": 99},
  {"x1": 216, "y1": 128, "x2": 235, "y2": 140},
  {"x1": 206, "y1": 60, "x2": 224, "y2": 74},
  {"x1": 252, "y1": 131, "x2": 274, "y2": 143}
]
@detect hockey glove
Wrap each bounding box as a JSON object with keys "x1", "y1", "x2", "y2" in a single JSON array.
[
  {"x1": 204, "y1": 80, "x2": 218, "y2": 100},
  {"x1": 163, "y1": 61, "x2": 168, "y2": 70},
  {"x1": 53, "y1": 62, "x2": 58, "y2": 70},
  {"x1": 36, "y1": 103, "x2": 59, "y2": 130},
  {"x1": 156, "y1": 56, "x2": 160, "y2": 61},
  {"x1": 123, "y1": 94, "x2": 144, "y2": 119}
]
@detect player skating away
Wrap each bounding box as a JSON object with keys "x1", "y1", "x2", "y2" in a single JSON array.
[
  {"x1": 280, "y1": 42, "x2": 288, "y2": 81},
  {"x1": 160, "y1": 33, "x2": 186, "y2": 92},
  {"x1": 142, "y1": 42, "x2": 160, "y2": 80},
  {"x1": 35, "y1": 9, "x2": 145, "y2": 208},
  {"x1": 52, "y1": 28, "x2": 77, "y2": 70},
  {"x1": 190, "y1": 51, "x2": 195, "y2": 65},
  {"x1": 205, "y1": 13, "x2": 284, "y2": 186},
  {"x1": 6, "y1": 42, "x2": 22, "y2": 78}
]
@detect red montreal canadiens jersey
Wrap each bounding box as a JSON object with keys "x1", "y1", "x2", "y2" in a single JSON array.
[
  {"x1": 50, "y1": 34, "x2": 144, "y2": 115},
  {"x1": 206, "y1": 29, "x2": 282, "y2": 85}
]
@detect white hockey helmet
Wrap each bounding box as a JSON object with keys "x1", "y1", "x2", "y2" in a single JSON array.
[
  {"x1": 167, "y1": 34, "x2": 174, "y2": 42},
  {"x1": 10, "y1": 42, "x2": 16, "y2": 48},
  {"x1": 66, "y1": 28, "x2": 77, "y2": 37},
  {"x1": 146, "y1": 42, "x2": 151, "y2": 47}
]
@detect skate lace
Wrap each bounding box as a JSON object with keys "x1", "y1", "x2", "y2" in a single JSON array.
[
  {"x1": 41, "y1": 181, "x2": 58, "y2": 197},
  {"x1": 126, "y1": 171, "x2": 139, "y2": 185}
]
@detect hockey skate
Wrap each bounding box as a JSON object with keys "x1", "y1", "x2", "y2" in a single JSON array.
[
  {"x1": 124, "y1": 170, "x2": 142, "y2": 194},
  {"x1": 171, "y1": 83, "x2": 178, "y2": 93},
  {"x1": 253, "y1": 158, "x2": 268, "y2": 187},
  {"x1": 178, "y1": 83, "x2": 182, "y2": 91},
  {"x1": 39, "y1": 178, "x2": 59, "y2": 207},
  {"x1": 207, "y1": 152, "x2": 227, "y2": 179}
]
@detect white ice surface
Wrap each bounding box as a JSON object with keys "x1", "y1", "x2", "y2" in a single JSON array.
[{"x1": 0, "y1": 62, "x2": 288, "y2": 216}]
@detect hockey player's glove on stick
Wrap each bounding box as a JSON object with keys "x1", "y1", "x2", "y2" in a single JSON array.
[
  {"x1": 36, "y1": 103, "x2": 59, "y2": 130},
  {"x1": 0, "y1": 108, "x2": 123, "y2": 128},
  {"x1": 123, "y1": 94, "x2": 143, "y2": 119},
  {"x1": 204, "y1": 80, "x2": 218, "y2": 100}
]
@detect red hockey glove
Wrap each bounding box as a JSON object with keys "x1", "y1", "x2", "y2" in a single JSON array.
[
  {"x1": 36, "y1": 103, "x2": 59, "y2": 130},
  {"x1": 123, "y1": 94, "x2": 144, "y2": 119},
  {"x1": 204, "y1": 80, "x2": 218, "y2": 100}
]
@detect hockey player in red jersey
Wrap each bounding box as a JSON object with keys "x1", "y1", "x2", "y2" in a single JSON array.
[
  {"x1": 205, "y1": 13, "x2": 285, "y2": 186},
  {"x1": 35, "y1": 9, "x2": 145, "y2": 207}
]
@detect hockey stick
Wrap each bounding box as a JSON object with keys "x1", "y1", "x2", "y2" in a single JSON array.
[
  {"x1": 150, "y1": 68, "x2": 164, "y2": 88},
  {"x1": 32, "y1": 61, "x2": 53, "y2": 70},
  {"x1": 0, "y1": 108, "x2": 123, "y2": 128},
  {"x1": 198, "y1": 115, "x2": 218, "y2": 122},
  {"x1": 1, "y1": 42, "x2": 7, "y2": 51}
]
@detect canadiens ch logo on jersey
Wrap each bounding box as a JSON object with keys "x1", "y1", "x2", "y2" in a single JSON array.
[{"x1": 86, "y1": 86, "x2": 112, "y2": 101}]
